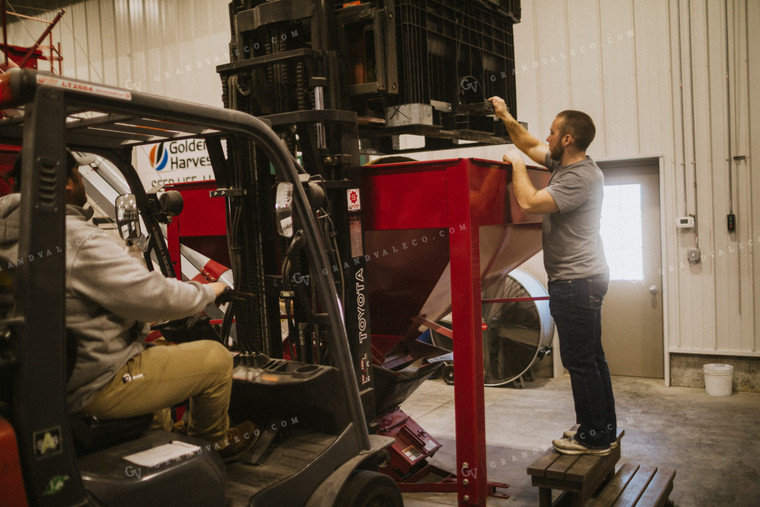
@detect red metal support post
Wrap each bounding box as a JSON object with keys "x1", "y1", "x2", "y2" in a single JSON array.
[{"x1": 447, "y1": 159, "x2": 488, "y2": 505}]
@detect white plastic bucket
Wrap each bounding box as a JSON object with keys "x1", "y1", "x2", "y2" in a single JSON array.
[{"x1": 703, "y1": 364, "x2": 734, "y2": 396}]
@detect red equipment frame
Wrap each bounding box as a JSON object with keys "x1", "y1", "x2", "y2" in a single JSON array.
[
  {"x1": 362, "y1": 158, "x2": 550, "y2": 506},
  {"x1": 164, "y1": 180, "x2": 228, "y2": 279}
]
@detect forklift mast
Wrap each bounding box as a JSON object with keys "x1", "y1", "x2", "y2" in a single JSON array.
[
  {"x1": 217, "y1": 0, "x2": 521, "y2": 426},
  {"x1": 218, "y1": 0, "x2": 371, "y2": 421}
]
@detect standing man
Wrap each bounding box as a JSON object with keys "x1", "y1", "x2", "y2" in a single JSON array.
[{"x1": 489, "y1": 97, "x2": 616, "y2": 455}]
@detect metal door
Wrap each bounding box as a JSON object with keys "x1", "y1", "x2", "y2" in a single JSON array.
[{"x1": 598, "y1": 158, "x2": 664, "y2": 378}]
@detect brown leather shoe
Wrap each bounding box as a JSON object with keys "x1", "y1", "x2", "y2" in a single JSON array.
[
  {"x1": 214, "y1": 421, "x2": 260, "y2": 462},
  {"x1": 171, "y1": 420, "x2": 188, "y2": 435}
]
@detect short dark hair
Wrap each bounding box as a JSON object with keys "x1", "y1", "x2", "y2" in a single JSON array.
[
  {"x1": 556, "y1": 110, "x2": 596, "y2": 151},
  {"x1": 11, "y1": 149, "x2": 78, "y2": 191}
]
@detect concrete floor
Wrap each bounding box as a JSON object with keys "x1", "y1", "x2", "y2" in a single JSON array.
[{"x1": 397, "y1": 375, "x2": 760, "y2": 506}]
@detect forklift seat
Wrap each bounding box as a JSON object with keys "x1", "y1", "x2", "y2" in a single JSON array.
[
  {"x1": 71, "y1": 413, "x2": 153, "y2": 455},
  {"x1": 65, "y1": 331, "x2": 153, "y2": 455},
  {"x1": 78, "y1": 430, "x2": 226, "y2": 507}
]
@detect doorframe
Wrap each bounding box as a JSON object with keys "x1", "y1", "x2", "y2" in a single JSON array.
[{"x1": 596, "y1": 155, "x2": 670, "y2": 385}]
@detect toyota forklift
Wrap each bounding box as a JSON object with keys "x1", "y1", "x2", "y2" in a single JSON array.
[{"x1": 0, "y1": 68, "x2": 401, "y2": 506}]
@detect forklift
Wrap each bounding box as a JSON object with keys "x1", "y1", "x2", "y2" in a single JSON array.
[
  {"x1": 1, "y1": 1, "x2": 525, "y2": 503},
  {"x1": 0, "y1": 68, "x2": 401, "y2": 506}
]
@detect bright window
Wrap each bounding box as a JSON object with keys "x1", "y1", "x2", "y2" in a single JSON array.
[{"x1": 601, "y1": 184, "x2": 644, "y2": 281}]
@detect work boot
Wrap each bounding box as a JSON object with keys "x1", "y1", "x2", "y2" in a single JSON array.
[{"x1": 214, "y1": 421, "x2": 260, "y2": 462}]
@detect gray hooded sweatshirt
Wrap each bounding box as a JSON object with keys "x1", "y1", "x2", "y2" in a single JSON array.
[{"x1": 0, "y1": 193, "x2": 216, "y2": 412}]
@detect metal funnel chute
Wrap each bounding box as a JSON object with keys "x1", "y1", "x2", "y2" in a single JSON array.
[
  {"x1": 361, "y1": 157, "x2": 551, "y2": 411},
  {"x1": 362, "y1": 158, "x2": 550, "y2": 352}
]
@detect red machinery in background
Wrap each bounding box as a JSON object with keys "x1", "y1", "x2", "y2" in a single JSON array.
[
  {"x1": 0, "y1": 5, "x2": 64, "y2": 74},
  {"x1": 0, "y1": 4, "x2": 64, "y2": 194},
  {"x1": 163, "y1": 181, "x2": 230, "y2": 279}
]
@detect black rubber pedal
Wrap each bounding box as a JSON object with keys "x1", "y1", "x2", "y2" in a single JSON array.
[{"x1": 243, "y1": 422, "x2": 280, "y2": 465}]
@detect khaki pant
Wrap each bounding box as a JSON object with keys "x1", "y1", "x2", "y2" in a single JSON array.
[{"x1": 84, "y1": 340, "x2": 232, "y2": 440}]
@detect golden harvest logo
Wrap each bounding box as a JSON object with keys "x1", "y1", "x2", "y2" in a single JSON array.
[{"x1": 149, "y1": 142, "x2": 169, "y2": 171}]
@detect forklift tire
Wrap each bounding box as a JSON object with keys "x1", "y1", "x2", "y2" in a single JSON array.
[
  {"x1": 442, "y1": 364, "x2": 455, "y2": 385},
  {"x1": 335, "y1": 470, "x2": 403, "y2": 507}
]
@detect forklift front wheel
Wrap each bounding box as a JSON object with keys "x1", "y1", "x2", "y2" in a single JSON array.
[
  {"x1": 335, "y1": 469, "x2": 403, "y2": 507},
  {"x1": 442, "y1": 364, "x2": 455, "y2": 385}
]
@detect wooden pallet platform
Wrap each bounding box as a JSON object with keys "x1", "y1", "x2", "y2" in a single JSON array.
[
  {"x1": 588, "y1": 463, "x2": 675, "y2": 507},
  {"x1": 528, "y1": 428, "x2": 623, "y2": 507},
  {"x1": 527, "y1": 428, "x2": 675, "y2": 506}
]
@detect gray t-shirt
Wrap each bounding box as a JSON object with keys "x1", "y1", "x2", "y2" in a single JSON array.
[{"x1": 542, "y1": 152, "x2": 609, "y2": 281}]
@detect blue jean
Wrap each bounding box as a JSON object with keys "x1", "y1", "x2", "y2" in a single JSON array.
[{"x1": 549, "y1": 275, "x2": 616, "y2": 448}]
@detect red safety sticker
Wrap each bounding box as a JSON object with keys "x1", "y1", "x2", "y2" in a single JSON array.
[{"x1": 347, "y1": 188, "x2": 361, "y2": 212}]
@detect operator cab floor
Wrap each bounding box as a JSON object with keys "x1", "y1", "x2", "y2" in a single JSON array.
[{"x1": 225, "y1": 430, "x2": 337, "y2": 504}]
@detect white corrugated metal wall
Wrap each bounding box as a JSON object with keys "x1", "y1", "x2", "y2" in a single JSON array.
[
  {"x1": 515, "y1": 0, "x2": 759, "y2": 359},
  {"x1": 5, "y1": 0, "x2": 759, "y2": 359},
  {"x1": 6, "y1": 0, "x2": 230, "y2": 104}
]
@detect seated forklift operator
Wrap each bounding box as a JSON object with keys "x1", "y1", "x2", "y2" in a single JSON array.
[{"x1": 0, "y1": 151, "x2": 257, "y2": 460}]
